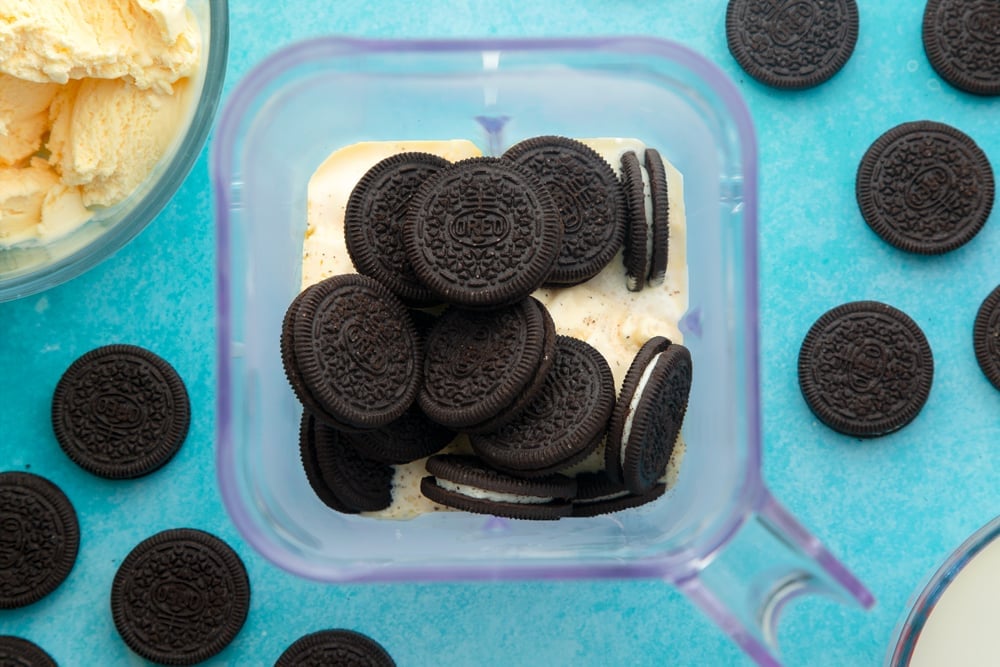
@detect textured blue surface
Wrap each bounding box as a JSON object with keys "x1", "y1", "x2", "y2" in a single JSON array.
[{"x1": 1, "y1": 1, "x2": 998, "y2": 665}]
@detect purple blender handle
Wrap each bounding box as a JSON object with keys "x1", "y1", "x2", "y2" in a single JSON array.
[{"x1": 673, "y1": 488, "x2": 874, "y2": 667}]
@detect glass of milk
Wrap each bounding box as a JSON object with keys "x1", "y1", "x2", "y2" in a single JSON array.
[{"x1": 889, "y1": 515, "x2": 1000, "y2": 666}]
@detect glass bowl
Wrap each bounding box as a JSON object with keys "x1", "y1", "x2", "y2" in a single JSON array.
[
  {"x1": 212, "y1": 37, "x2": 873, "y2": 667},
  {"x1": 0, "y1": 0, "x2": 229, "y2": 302},
  {"x1": 888, "y1": 515, "x2": 1000, "y2": 666}
]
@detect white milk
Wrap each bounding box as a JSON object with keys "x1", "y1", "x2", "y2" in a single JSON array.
[{"x1": 909, "y1": 535, "x2": 1000, "y2": 666}]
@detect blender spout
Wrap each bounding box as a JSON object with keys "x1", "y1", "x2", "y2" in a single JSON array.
[{"x1": 672, "y1": 489, "x2": 874, "y2": 667}]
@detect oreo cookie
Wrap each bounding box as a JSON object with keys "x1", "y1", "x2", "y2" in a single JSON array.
[
  {"x1": 342, "y1": 405, "x2": 455, "y2": 465},
  {"x1": 283, "y1": 274, "x2": 422, "y2": 430},
  {"x1": 571, "y1": 471, "x2": 666, "y2": 518},
  {"x1": 313, "y1": 419, "x2": 394, "y2": 513},
  {"x1": 644, "y1": 148, "x2": 670, "y2": 286},
  {"x1": 281, "y1": 285, "x2": 357, "y2": 432},
  {"x1": 345, "y1": 152, "x2": 450, "y2": 304},
  {"x1": 798, "y1": 301, "x2": 934, "y2": 437},
  {"x1": 923, "y1": 0, "x2": 1000, "y2": 96},
  {"x1": 466, "y1": 303, "x2": 557, "y2": 436},
  {"x1": 503, "y1": 136, "x2": 625, "y2": 286},
  {"x1": 403, "y1": 157, "x2": 563, "y2": 308},
  {"x1": 974, "y1": 284, "x2": 1000, "y2": 391},
  {"x1": 51, "y1": 344, "x2": 190, "y2": 479},
  {"x1": 299, "y1": 411, "x2": 359, "y2": 514},
  {"x1": 605, "y1": 336, "x2": 671, "y2": 485},
  {"x1": 605, "y1": 340, "x2": 692, "y2": 495},
  {"x1": 276, "y1": 629, "x2": 396, "y2": 666},
  {"x1": 0, "y1": 636, "x2": 57, "y2": 667},
  {"x1": 419, "y1": 297, "x2": 555, "y2": 432},
  {"x1": 726, "y1": 0, "x2": 859, "y2": 89},
  {"x1": 111, "y1": 528, "x2": 251, "y2": 666},
  {"x1": 620, "y1": 151, "x2": 649, "y2": 292},
  {"x1": 469, "y1": 336, "x2": 615, "y2": 477},
  {"x1": 856, "y1": 121, "x2": 994, "y2": 255},
  {"x1": 299, "y1": 411, "x2": 395, "y2": 513},
  {"x1": 0, "y1": 471, "x2": 79, "y2": 609},
  {"x1": 420, "y1": 454, "x2": 576, "y2": 520}
]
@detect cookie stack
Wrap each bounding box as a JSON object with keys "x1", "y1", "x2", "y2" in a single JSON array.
[{"x1": 280, "y1": 135, "x2": 692, "y2": 520}]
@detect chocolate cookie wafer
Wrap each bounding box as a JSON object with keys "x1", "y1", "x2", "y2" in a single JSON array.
[
  {"x1": 276, "y1": 629, "x2": 396, "y2": 667},
  {"x1": 111, "y1": 529, "x2": 250, "y2": 666},
  {"x1": 503, "y1": 135, "x2": 625, "y2": 286},
  {"x1": 285, "y1": 274, "x2": 422, "y2": 430},
  {"x1": 342, "y1": 405, "x2": 455, "y2": 465},
  {"x1": 299, "y1": 411, "x2": 358, "y2": 514},
  {"x1": 404, "y1": 157, "x2": 563, "y2": 308},
  {"x1": 345, "y1": 152, "x2": 450, "y2": 304},
  {"x1": 0, "y1": 472, "x2": 79, "y2": 609},
  {"x1": 645, "y1": 147, "x2": 670, "y2": 286},
  {"x1": 0, "y1": 636, "x2": 57, "y2": 667},
  {"x1": 282, "y1": 285, "x2": 379, "y2": 433},
  {"x1": 51, "y1": 344, "x2": 190, "y2": 479},
  {"x1": 571, "y1": 471, "x2": 666, "y2": 518},
  {"x1": 620, "y1": 151, "x2": 649, "y2": 292},
  {"x1": 605, "y1": 337, "x2": 692, "y2": 494},
  {"x1": 923, "y1": 0, "x2": 1000, "y2": 96},
  {"x1": 420, "y1": 454, "x2": 576, "y2": 520},
  {"x1": 973, "y1": 284, "x2": 1000, "y2": 391},
  {"x1": 856, "y1": 121, "x2": 994, "y2": 255},
  {"x1": 726, "y1": 0, "x2": 859, "y2": 89},
  {"x1": 313, "y1": 421, "x2": 394, "y2": 513},
  {"x1": 469, "y1": 335, "x2": 615, "y2": 477},
  {"x1": 419, "y1": 297, "x2": 555, "y2": 432},
  {"x1": 798, "y1": 301, "x2": 933, "y2": 437}
]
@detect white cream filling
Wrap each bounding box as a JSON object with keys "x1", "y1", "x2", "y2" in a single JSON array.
[
  {"x1": 437, "y1": 478, "x2": 553, "y2": 505},
  {"x1": 621, "y1": 352, "x2": 664, "y2": 469},
  {"x1": 578, "y1": 489, "x2": 631, "y2": 505}
]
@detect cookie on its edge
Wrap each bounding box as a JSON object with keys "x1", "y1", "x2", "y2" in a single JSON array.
[
  {"x1": 313, "y1": 418, "x2": 395, "y2": 513},
  {"x1": 111, "y1": 528, "x2": 251, "y2": 666},
  {"x1": 420, "y1": 454, "x2": 576, "y2": 520},
  {"x1": 298, "y1": 411, "x2": 359, "y2": 514},
  {"x1": 923, "y1": 0, "x2": 1000, "y2": 96},
  {"x1": 619, "y1": 151, "x2": 648, "y2": 293},
  {"x1": 798, "y1": 301, "x2": 934, "y2": 437},
  {"x1": 571, "y1": 471, "x2": 666, "y2": 518},
  {"x1": 51, "y1": 344, "x2": 191, "y2": 479},
  {"x1": 605, "y1": 336, "x2": 672, "y2": 485},
  {"x1": 726, "y1": 0, "x2": 859, "y2": 90},
  {"x1": 644, "y1": 147, "x2": 670, "y2": 286},
  {"x1": 974, "y1": 284, "x2": 1000, "y2": 391},
  {"x1": 276, "y1": 629, "x2": 396, "y2": 667},
  {"x1": 605, "y1": 341, "x2": 693, "y2": 495},
  {"x1": 0, "y1": 471, "x2": 80, "y2": 610}
]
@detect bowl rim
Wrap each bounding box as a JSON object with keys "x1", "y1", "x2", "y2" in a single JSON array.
[
  {"x1": 0, "y1": 0, "x2": 230, "y2": 302},
  {"x1": 212, "y1": 34, "x2": 764, "y2": 583},
  {"x1": 887, "y1": 513, "x2": 1000, "y2": 665}
]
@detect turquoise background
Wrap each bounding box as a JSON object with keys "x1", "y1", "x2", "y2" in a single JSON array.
[{"x1": 1, "y1": 1, "x2": 998, "y2": 665}]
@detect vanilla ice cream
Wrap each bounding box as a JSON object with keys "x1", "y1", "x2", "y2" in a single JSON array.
[
  {"x1": 304, "y1": 139, "x2": 688, "y2": 519},
  {"x1": 0, "y1": 0, "x2": 201, "y2": 245}
]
